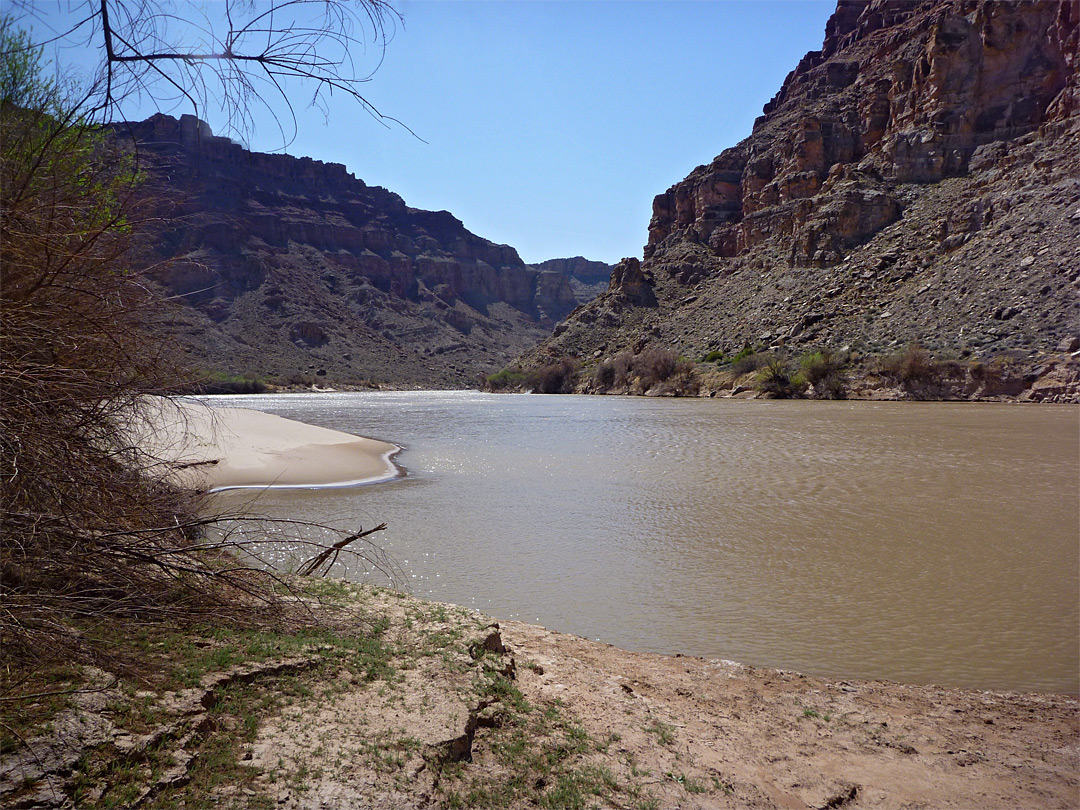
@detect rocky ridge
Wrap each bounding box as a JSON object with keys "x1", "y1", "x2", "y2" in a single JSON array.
[
  {"x1": 124, "y1": 114, "x2": 610, "y2": 388},
  {"x1": 522, "y1": 0, "x2": 1079, "y2": 398}
]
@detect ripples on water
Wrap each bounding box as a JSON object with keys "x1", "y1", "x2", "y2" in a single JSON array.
[{"x1": 208, "y1": 391, "x2": 1080, "y2": 694}]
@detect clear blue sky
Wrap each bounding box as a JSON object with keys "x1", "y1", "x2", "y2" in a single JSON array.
[{"x1": 27, "y1": 1, "x2": 835, "y2": 264}]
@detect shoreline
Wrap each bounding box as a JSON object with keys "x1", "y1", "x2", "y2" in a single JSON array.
[
  {"x1": 134, "y1": 397, "x2": 402, "y2": 492},
  {"x1": 10, "y1": 405, "x2": 1068, "y2": 806},
  {"x1": 165, "y1": 391, "x2": 1077, "y2": 696}
]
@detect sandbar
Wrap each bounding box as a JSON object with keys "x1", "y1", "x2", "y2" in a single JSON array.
[{"x1": 133, "y1": 397, "x2": 400, "y2": 492}]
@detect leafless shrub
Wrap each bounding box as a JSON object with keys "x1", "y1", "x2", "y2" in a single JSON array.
[
  {"x1": 528, "y1": 357, "x2": 579, "y2": 394},
  {"x1": 876, "y1": 344, "x2": 942, "y2": 387},
  {"x1": 11, "y1": 0, "x2": 404, "y2": 145},
  {"x1": 0, "y1": 29, "x2": 395, "y2": 674},
  {"x1": 632, "y1": 348, "x2": 678, "y2": 391},
  {"x1": 592, "y1": 352, "x2": 632, "y2": 391},
  {"x1": 628, "y1": 348, "x2": 700, "y2": 395},
  {"x1": 652, "y1": 357, "x2": 700, "y2": 396}
]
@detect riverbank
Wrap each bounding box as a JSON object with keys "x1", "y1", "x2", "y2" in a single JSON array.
[
  {"x1": 3, "y1": 581, "x2": 1076, "y2": 809},
  {"x1": 133, "y1": 397, "x2": 400, "y2": 491},
  {"x1": 9, "y1": 397, "x2": 1065, "y2": 807}
]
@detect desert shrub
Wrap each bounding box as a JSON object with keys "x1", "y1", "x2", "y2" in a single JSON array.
[
  {"x1": 938, "y1": 359, "x2": 966, "y2": 380},
  {"x1": 485, "y1": 367, "x2": 528, "y2": 391},
  {"x1": 800, "y1": 349, "x2": 847, "y2": 399},
  {"x1": 528, "y1": 357, "x2": 579, "y2": 394},
  {"x1": 731, "y1": 350, "x2": 767, "y2": 376},
  {"x1": 969, "y1": 356, "x2": 1014, "y2": 386},
  {"x1": 0, "y1": 23, "x2": 306, "y2": 668},
  {"x1": 592, "y1": 352, "x2": 632, "y2": 391},
  {"x1": 877, "y1": 344, "x2": 941, "y2": 387},
  {"x1": 593, "y1": 360, "x2": 616, "y2": 389},
  {"x1": 282, "y1": 371, "x2": 318, "y2": 386},
  {"x1": 0, "y1": 29, "x2": 197, "y2": 659},
  {"x1": 653, "y1": 356, "x2": 701, "y2": 396},
  {"x1": 754, "y1": 356, "x2": 804, "y2": 398},
  {"x1": 702, "y1": 350, "x2": 725, "y2": 363},
  {"x1": 632, "y1": 347, "x2": 679, "y2": 390},
  {"x1": 196, "y1": 371, "x2": 268, "y2": 394}
]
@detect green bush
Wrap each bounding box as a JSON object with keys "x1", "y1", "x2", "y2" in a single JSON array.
[
  {"x1": 731, "y1": 349, "x2": 766, "y2": 376},
  {"x1": 730, "y1": 345, "x2": 755, "y2": 363},
  {"x1": 754, "y1": 356, "x2": 804, "y2": 398},
  {"x1": 702, "y1": 350, "x2": 725, "y2": 363},
  {"x1": 799, "y1": 350, "x2": 847, "y2": 399},
  {"x1": 485, "y1": 367, "x2": 528, "y2": 392}
]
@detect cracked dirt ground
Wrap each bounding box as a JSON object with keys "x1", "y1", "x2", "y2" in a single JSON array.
[{"x1": 3, "y1": 584, "x2": 1077, "y2": 809}]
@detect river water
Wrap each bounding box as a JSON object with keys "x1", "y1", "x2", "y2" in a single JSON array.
[{"x1": 209, "y1": 391, "x2": 1079, "y2": 694}]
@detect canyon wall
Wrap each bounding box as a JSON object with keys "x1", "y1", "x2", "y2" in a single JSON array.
[
  {"x1": 125, "y1": 114, "x2": 609, "y2": 387},
  {"x1": 525, "y1": 0, "x2": 1079, "y2": 385}
]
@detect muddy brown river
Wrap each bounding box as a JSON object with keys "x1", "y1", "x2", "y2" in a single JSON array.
[{"x1": 209, "y1": 391, "x2": 1079, "y2": 694}]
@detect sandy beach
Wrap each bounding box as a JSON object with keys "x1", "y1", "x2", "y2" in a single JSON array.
[{"x1": 133, "y1": 397, "x2": 400, "y2": 492}]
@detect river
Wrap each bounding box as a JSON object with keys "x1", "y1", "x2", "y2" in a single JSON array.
[{"x1": 208, "y1": 391, "x2": 1079, "y2": 694}]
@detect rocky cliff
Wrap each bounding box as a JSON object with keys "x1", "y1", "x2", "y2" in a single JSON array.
[
  {"x1": 526, "y1": 256, "x2": 613, "y2": 306},
  {"x1": 524, "y1": 0, "x2": 1079, "y2": 395},
  {"x1": 124, "y1": 114, "x2": 609, "y2": 387}
]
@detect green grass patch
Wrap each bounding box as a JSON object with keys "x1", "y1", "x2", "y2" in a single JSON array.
[{"x1": 643, "y1": 719, "x2": 676, "y2": 746}]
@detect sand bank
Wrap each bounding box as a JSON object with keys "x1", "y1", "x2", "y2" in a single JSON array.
[{"x1": 135, "y1": 397, "x2": 400, "y2": 492}]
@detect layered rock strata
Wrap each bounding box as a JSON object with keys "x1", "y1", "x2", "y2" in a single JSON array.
[
  {"x1": 525, "y1": 0, "x2": 1079, "y2": 391},
  {"x1": 124, "y1": 114, "x2": 608, "y2": 387}
]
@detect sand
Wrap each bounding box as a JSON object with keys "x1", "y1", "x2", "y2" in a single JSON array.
[
  {"x1": 133, "y1": 397, "x2": 400, "y2": 492},
  {"x1": 248, "y1": 587, "x2": 1080, "y2": 810}
]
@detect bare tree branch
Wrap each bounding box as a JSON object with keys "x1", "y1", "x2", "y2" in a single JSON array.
[{"x1": 11, "y1": 0, "x2": 409, "y2": 145}]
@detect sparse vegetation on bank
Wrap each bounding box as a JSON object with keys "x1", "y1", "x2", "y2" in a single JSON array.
[
  {"x1": 6, "y1": 581, "x2": 1075, "y2": 809},
  {"x1": 487, "y1": 348, "x2": 701, "y2": 396},
  {"x1": 530, "y1": 357, "x2": 580, "y2": 394},
  {"x1": 192, "y1": 371, "x2": 270, "y2": 395},
  {"x1": 501, "y1": 340, "x2": 1075, "y2": 402},
  {"x1": 484, "y1": 359, "x2": 578, "y2": 394},
  {"x1": 799, "y1": 349, "x2": 848, "y2": 399},
  {"x1": 0, "y1": 582, "x2": 667, "y2": 809},
  {"x1": 753, "y1": 356, "x2": 803, "y2": 399}
]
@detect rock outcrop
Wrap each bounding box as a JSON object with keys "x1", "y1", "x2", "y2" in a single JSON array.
[
  {"x1": 527, "y1": 256, "x2": 614, "y2": 305},
  {"x1": 122, "y1": 115, "x2": 608, "y2": 387},
  {"x1": 524, "y1": 0, "x2": 1079, "y2": 387}
]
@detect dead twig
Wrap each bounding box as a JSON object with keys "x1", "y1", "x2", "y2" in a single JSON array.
[{"x1": 296, "y1": 523, "x2": 388, "y2": 578}]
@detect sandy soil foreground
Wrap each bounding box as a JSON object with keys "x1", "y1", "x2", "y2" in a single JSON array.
[
  {"x1": 234, "y1": 586, "x2": 1079, "y2": 810},
  {"x1": 6, "y1": 583, "x2": 1075, "y2": 810},
  {"x1": 131, "y1": 397, "x2": 400, "y2": 491}
]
